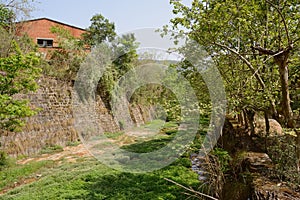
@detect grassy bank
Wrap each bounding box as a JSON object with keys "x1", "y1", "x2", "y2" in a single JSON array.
[{"x1": 0, "y1": 120, "x2": 207, "y2": 199}]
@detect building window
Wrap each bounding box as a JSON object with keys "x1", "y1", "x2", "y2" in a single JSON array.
[{"x1": 37, "y1": 39, "x2": 53, "y2": 48}]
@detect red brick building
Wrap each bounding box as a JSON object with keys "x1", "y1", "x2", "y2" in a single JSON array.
[{"x1": 16, "y1": 18, "x2": 87, "y2": 57}]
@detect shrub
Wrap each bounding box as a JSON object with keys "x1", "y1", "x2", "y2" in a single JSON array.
[{"x1": 0, "y1": 151, "x2": 8, "y2": 169}]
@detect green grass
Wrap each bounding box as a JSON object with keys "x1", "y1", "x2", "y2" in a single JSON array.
[
  {"x1": 104, "y1": 131, "x2": 125, "y2": 139},
  {"x1": 0, "y1": 160, "x2": 55, "y2": 191},
  {"x1": 0, "y1": 157, "x2": 200, "y2": 200},
  {"x1": 121, "y1": 135, "x2": 174, "y2": 153},
  {"x1": 0, "y1": 119, "x2": 209, "y2": 200},
  {"x1": 66, "y1": 140, "x2": 82, "y2": 147},
  {"x1": 40, "y1": 145, "x2": 64, "y2": 154},
  {"x1": 143, "y1": 119, "x2": 166, "y2": 131}
]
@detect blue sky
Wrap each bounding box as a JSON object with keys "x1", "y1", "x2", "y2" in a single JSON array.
[{"x1": 31, "y1": 0, "x2": 192, "y2": 33}]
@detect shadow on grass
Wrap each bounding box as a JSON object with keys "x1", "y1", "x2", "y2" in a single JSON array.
[
  {"x1": 84, "y1": 167, "x2": 199, "y2": 200},
  {"x1": 121, "y1": 136, "x2": 174, "y2": 153}
]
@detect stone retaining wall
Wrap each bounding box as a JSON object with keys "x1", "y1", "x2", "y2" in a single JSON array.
[{"x1": 0, "y1": 76, "x2": 153, "y2": 156}]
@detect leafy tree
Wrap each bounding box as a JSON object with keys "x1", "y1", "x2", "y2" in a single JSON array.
[
  {"x1": 0, "y1": 0, "x2": 37, "y2": 57},
  {"x1": 0, "y1": 42, "x2": 41, "y2": 131},
  {"x1": 0, "y1": 0, "x2": 40, "y2": 132},
  {"x1": 168, "y1": 0, "x2": 300, "y2": 172},
  {"x1": 97, "y1": 33, "x2": 139, "y2": 109},
  {"x1": 46, "y1": 26, "x2": 87, "y2": 80},
  {"x1": 1, "y1": 0, "x2": 35, "y2": 20},
  {"x1": 168, "y1": 0, "x2": 300, "y2": 127},
  {"x1": 83, "y1": 14, "x2": 116, "y2": 46},
  {"x1": 0, "y1": 3, "x2": 14, "y2": 27}
]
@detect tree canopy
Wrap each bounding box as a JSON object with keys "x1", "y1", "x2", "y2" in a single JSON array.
[
  {"x1": 0, "y1": 43, "x2": 41, "y2": 131},
  {"x1": 0, "y1": 0, "x2": 41, "y2": 131},
  {"x1": 83, "y1": 14, "x2": 116, "y2": 46},
  {"x1": 168, "y1": 0, "x2": 300, "y2": 128}
]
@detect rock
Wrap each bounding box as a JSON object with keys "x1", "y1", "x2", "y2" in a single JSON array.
[
  {"x1": 36, "y1": 174, "x2": 42, "y2": 178},
  {"x1": 190, "y1": 153, "x2": 209, "y2": 182},
  {"x1": 252, "y1": 177, "x2": 300, "y2": 200},
  {"x1": 242, "y1": 152, "x2": 273, "y2": 173},
  {"x1": 237, "y1": 151, "x2": 300, "y2": 200},
  {"x1": 255, "y1": 119, "x2": 283, "y2": 137}
]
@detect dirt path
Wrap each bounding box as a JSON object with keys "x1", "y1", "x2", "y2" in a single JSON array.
[
  {"x1": 1, "y1": 144, "x2": 92, "y2": 195},
  {"x1": 17, "y1": 144, "x2": 92, "y2": 165},
  {"x1": 2, "y1": 130, "x2": 160, "y2": 195}
]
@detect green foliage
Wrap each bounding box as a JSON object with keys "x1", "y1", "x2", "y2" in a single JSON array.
[
  {"x1": 0, "y1": 151, "x2": 9, "y2": 169},
  {"x1": 0, "y1": 158, "x2": 199, "y2": 200},
  {"x1": 96, "y1": 33, "x2": 139, "y2": 108},
  {"x1": 212, "y1": 148, "x2": 232, "y2": 173},
  {"x1": 121, "y1": 134, "x2": 175, "y2": 153},
  {"x1": 0, "y1": 42, "x2": 41, "y2": 131},
  {"x1": 0, "y1": 128, "x2": 204, "y2": 199},
  {"x1": 0, "y1": 24, "x2": 37, "y2": 58},
  {"x1": 83, "y1": 13, "x2": 116, "y2": 46},
  {"x1": 45, "y1": 26, "x2": 87, "y2": 80},
  {"x1": 0, "y1": 160, "x2": 54, "y2": 191},
  {"x1": 0, "y1": 4, "x2": 14, "y2": 27},
  {"x1": 267, "y1": 136, "x2": 300, "y2": 187},
  {"x1": 104, "y1": 131, "x2": 124, "y2": 139},
  {"x1": 66, "y1": 140, "x2": 81, "y2": 147},
  {"x1": 168, "y1": 0, "x2": 300, "y2": 123}
]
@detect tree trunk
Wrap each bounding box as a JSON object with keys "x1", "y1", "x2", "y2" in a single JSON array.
[
  {"x1": 275, "y1": 53, "x2": 300, "y2": 171},
  {"x1": 264, "y1": 111, "x2": 270, "y2": 152},
  {"x1": 246, "y1": 109, "x2": 256, "y2": 137},
  {"x1": 270, "y1": 100, "x2": 279, "y2": 121},
  {"x1": 243, "y1": 109, "x2": 249, "y2": 130},
  {"x1": 276, "y1": 53, "x2": 294, "y2": 128},
  {"x1": 296, "y1": 130, "x2": 300, "y2": 172}
]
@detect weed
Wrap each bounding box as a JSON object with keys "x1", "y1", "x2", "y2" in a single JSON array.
[
  {"x1": 0, "y1": 160, "x2": 54, "y2": 191},
  {"x1": 40, "y1": 145, "x2": 63, "y2": 154},
  {"x1": 267, "y1": 135, "x2": 300, "y2": 188},
  {"x1": 0, "y1": 151, "x2": 9, "y2": 169},
  {"x1": 212, "y1": 148, "x2": 232, "y2": 173},
  {"x1": 66, "y1": 140, "x2": 81, "y2": 147},
  {"x1": 104, "y1": 131, "x2": 124, "y2": 139}
]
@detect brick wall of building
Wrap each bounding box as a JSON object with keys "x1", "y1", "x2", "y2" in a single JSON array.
[{"x1": 16, "y1": 18, "x2": 87, "y2": 58}]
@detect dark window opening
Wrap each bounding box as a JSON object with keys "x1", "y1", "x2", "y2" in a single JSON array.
[{"x1": 37, "y1": 39, "x2": 53, "y2": 48}]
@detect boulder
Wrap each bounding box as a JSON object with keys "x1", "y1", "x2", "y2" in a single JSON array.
[
  {"x1": 255, "y1": 119, "x2": 283, "y2": 137},
  {"x1": 252, "y1": 178, "x2": 300, "y2": 200}
]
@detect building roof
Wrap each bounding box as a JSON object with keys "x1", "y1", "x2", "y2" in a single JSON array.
[{"x1": 17, "y1": 17, "x2": 86, "y2": 31}]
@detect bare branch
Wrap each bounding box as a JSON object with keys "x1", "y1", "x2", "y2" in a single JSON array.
[
  {"x1": 6, "y1": 0, "x2": 15, "y2": 7},
  {"x1": 213, "y1": 42, "x2": 266, "y2": 89},
  {"x1": 266, "y1": 0, "x2": 291, "y2": 44},
  {"x1": 164, "y1": 178, "x2": 219, "y2": 200}
]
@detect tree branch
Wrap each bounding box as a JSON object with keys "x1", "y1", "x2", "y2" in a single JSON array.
[
  {"x1": 213, "y1": 42, "x2": 266, "y2": 89},
  {"x1": 251, "y1": 46, "x2": 276, "y2": 55},
  {"x1": 266, "y1": 0, "x2": 291, "y2": 44},
  {"x1": 252, "y1": 44, "x2": 293, "y2": 64},
  {"x1": 294, "y1": 37, "x2": 300, "y2": 45},
  {"x1": 5, "y1": 0, "x2": 15, "y2": 7},
  {"x1": 164, "y1": 178, "x2": 219, "y2": 200}
]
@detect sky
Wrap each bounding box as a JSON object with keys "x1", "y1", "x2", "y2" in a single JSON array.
[{"x1": 31, "y1": 0, "x2": 192, "y2": 34}]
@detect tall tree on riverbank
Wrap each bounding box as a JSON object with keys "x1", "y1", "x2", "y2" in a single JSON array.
[
  {"x1": 168, "y1": 0, "x2": 300, "y2": 128},
  {"x1": 167, "y1": 0, "x2": 300, "y2": 173}
]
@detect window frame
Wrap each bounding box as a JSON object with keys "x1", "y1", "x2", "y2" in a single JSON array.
[{"x1": 37, "y1": 38, "x2": 54, "y2": 48}]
